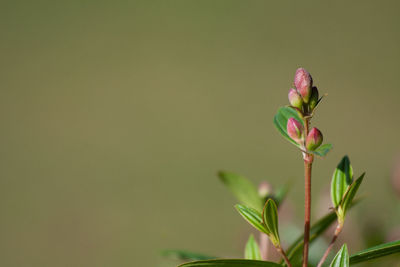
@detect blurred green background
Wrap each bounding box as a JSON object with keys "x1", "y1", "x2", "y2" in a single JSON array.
[{"x1": 1, "y1": 0, "x2": 400, "y2": 266}]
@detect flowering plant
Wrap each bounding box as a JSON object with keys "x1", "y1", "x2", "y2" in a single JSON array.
[{"x1": 164, "y1": 68, "x2": 400, "y2": 267}]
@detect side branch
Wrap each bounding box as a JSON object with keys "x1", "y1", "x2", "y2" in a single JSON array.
[
  {"x1": 277, "y1": 246, "x2": 292, "y2": 267},
  {"x1": 316, "y1": 223, "x2": 344, "y2": 267}
]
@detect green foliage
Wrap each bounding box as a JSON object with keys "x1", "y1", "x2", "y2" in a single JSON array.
[
  {"x1": 349, "y1": 239, "x2": 400, "y2": 264},
  {"x1": 178, "y1": 259, "x2": 281, "y2": 267},
  {"x1": 235, "y1": 204, "x2": 269, "y2": 234},
  {"x1": 311, "y1": 143, "x2": 333, "y2": 157},
  {"x1": 331, "y1": 156, "x2": 354, "y2": 208},
  {"x1": 273, "y1": 106, "x2": 304, "y2": 148},
  {"x1": 262, "y1": 199, "x2": 280, "y2": 246},
  {"x1": 245, "y1": 234, "x2": 262, "y2": 260},
  {"x1": 170, "y1": 69, "x2": 399, "y2": 267},
  {"x1": 330, "y1": 156, "x2": 365, "y2": 224},
  {"x1": 339, "y1": 173, "x2": 364, "y2": 220},
  {"x1": 161, "y1": 250, "x2": 216, "y2": 261},
  {"x1": 330, "y1": 244, "x2": 349, "y2": 267},
  {"x1": 219, "y1": 171, "x2": 264, "y2": 211}
]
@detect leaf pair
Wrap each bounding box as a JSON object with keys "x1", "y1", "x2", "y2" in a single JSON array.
[
  {"x1": 330, "y1": 156, "x2": 365, "y2": 222},
  {"x1": 236, "y1": 199, "x2": 281, "y2": 247},
  {"x1": 273, "y1": 106, "x2": 332, "y2": 157}
]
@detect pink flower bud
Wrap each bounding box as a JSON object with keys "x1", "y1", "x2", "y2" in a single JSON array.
[
  {"x1": 294, "y1": 68, "x2": 313, "y2": 103},
  {"x1": 306, "y1": 127, "x2": 323, "y2": 151},
  {"x1": 258, "y1": 181, "x2": 272, "y2": 198},
  {"x1": 288, "y1": 89, "x2": 303, "y2": 109},
  {"x1": 309, "y1": 86, "x2": 319, "y2": 110},
  {"x1": 287, "y1": 118, "x2": 304, "y2": 143}
]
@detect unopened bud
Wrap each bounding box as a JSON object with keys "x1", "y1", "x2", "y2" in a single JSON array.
[
  {"x1": 288, "y1": 89, "x2": 303, "y2": 109},
  {"x1": 309, "y1": 86, "x2": 319, "y2": 110},
  {"x1": 258, "y1": 181, "x2": 272, "y2": 198},
  {"x1": 294, "y1": 68, "x2": 313, "y2": 103},
  {"x1": 287, "y1": 118, "x2": 304, "y2": 143},
  {"x1": 306, "y1": 128, "x2": 323, "y2": 151}
]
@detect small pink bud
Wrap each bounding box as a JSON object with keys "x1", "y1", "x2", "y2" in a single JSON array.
[
  {"x1": 294, "y1": 68, "x2": 313, "y2": 103},
  {"x1": 258, "y1": 181, "x2": 272, "y2": 198},
  {"x1": 306, "y1": 128, "x2": 323, "y2": 151},
  {"x1": 288, "y1": 89, "x2": 303, "y2": 109},
  {"x1": 287, "y1": 118, "x2": 304, "y2": 143},
  {"x1": 309, "y1": 86, "x2": 319, "y2": 110}
]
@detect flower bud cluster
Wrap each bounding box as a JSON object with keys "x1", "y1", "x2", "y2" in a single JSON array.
[
  {"x1": 286, "y1": 68, "x2": 323, "y2": 151},
  {"x1": 288, "y1": 68, "x2": 319, "y2": 114}
]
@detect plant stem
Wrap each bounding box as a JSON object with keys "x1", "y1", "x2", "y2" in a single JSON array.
[
  {"x1": 302, "y1": 118, "x2": 314, "y2": 267},
  {"x1": 316, "y1": 223, "x2": 343, "y2": 267},
  {"x1": 277, "y1": 246, "x2": 293, "y2": 267}
]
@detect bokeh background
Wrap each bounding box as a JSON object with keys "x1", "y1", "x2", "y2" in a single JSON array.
[{"x1": 1, "y1": 0, "x2": 400, "y2": 266}]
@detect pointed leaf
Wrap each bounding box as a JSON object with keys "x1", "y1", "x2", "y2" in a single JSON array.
[
  {"x1": 178, "y1": 259, "x2": 281, "y2": 267},
  {"x1": 311, "y1": 143, "x2": 333, "y2": 157},
  {"x1": 340, "y1": 173, "x2": 365, "y2": 218},
  {"x1": 330, "y1": 244, "x2": 349, "y2": 267},
  {"x1": 273, "y1": 106, "x2": 304, "y2": 147},
  {"x1": 219, "y1": 171, "x2": 263, "y2": 211},
  {"x1": 331, "y1": 156, "x2": 353, "y2": 208},
  {"x1": 262, "y1": 199, "x2": 280, "y2": 246},
  {"x1": 235, "y1": 204, "x2": 269, "y2": 234},
  {"x1": 161, "y1": 250, "x2": 216, "y2": 261},
  {"x1": 349, "y1": 240, "x2": 400, "y2": 264},
  {"x1": 245, "y1": 234, "x2": 262, "y2": 260}
]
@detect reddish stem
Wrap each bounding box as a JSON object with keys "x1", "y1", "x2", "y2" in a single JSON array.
[
  {"x1": 302, "y1": 118, "x2": 314, "y2": 267},
  {"x1": 316, "y1": 224, "x2": 343, "y2": 267},
  {"x1": 278, "y1": 246, "x2": 293, "y2": 267}
]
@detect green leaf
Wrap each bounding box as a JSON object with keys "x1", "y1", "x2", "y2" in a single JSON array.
[
  {"x1": 178, "y1": 259, "x2": 282, "y2": 267},
  {"x1": 286, "y1": 211, "x2": 337, "y2": 262},
  {"x1": 350, "y1": 239, "x2": 400, "y2": 264},
  {"x1": 262, "y1": 199, "x2": 280, "y2": 246},
  {"x1": 330, "y1": 244, "x2": 349, "y2": 267},
  {"x1": 339, "y1": 173, "x2": 365, "y2": 219},
  {"x1": 273, "y1": 106, "x2": 304, "y2": 148},
  {"x1": 218, "y1": 171, "x2": 264, "y2": 211},
  {"x1": 311, "y1": 143, "x2": 333, "y2": 157},
  {"x1": 245, "y1": 234, "x2": 262, "y2": 260},
  {"x1": 235, "y1": 204, "x2": 269, "y2": 234},
  {"x1": 331, "y1": 156, "x2": 353, "y2": 208},
  {"x1": 161, "y1": 250, "x2": 216, "y2": 261}
]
